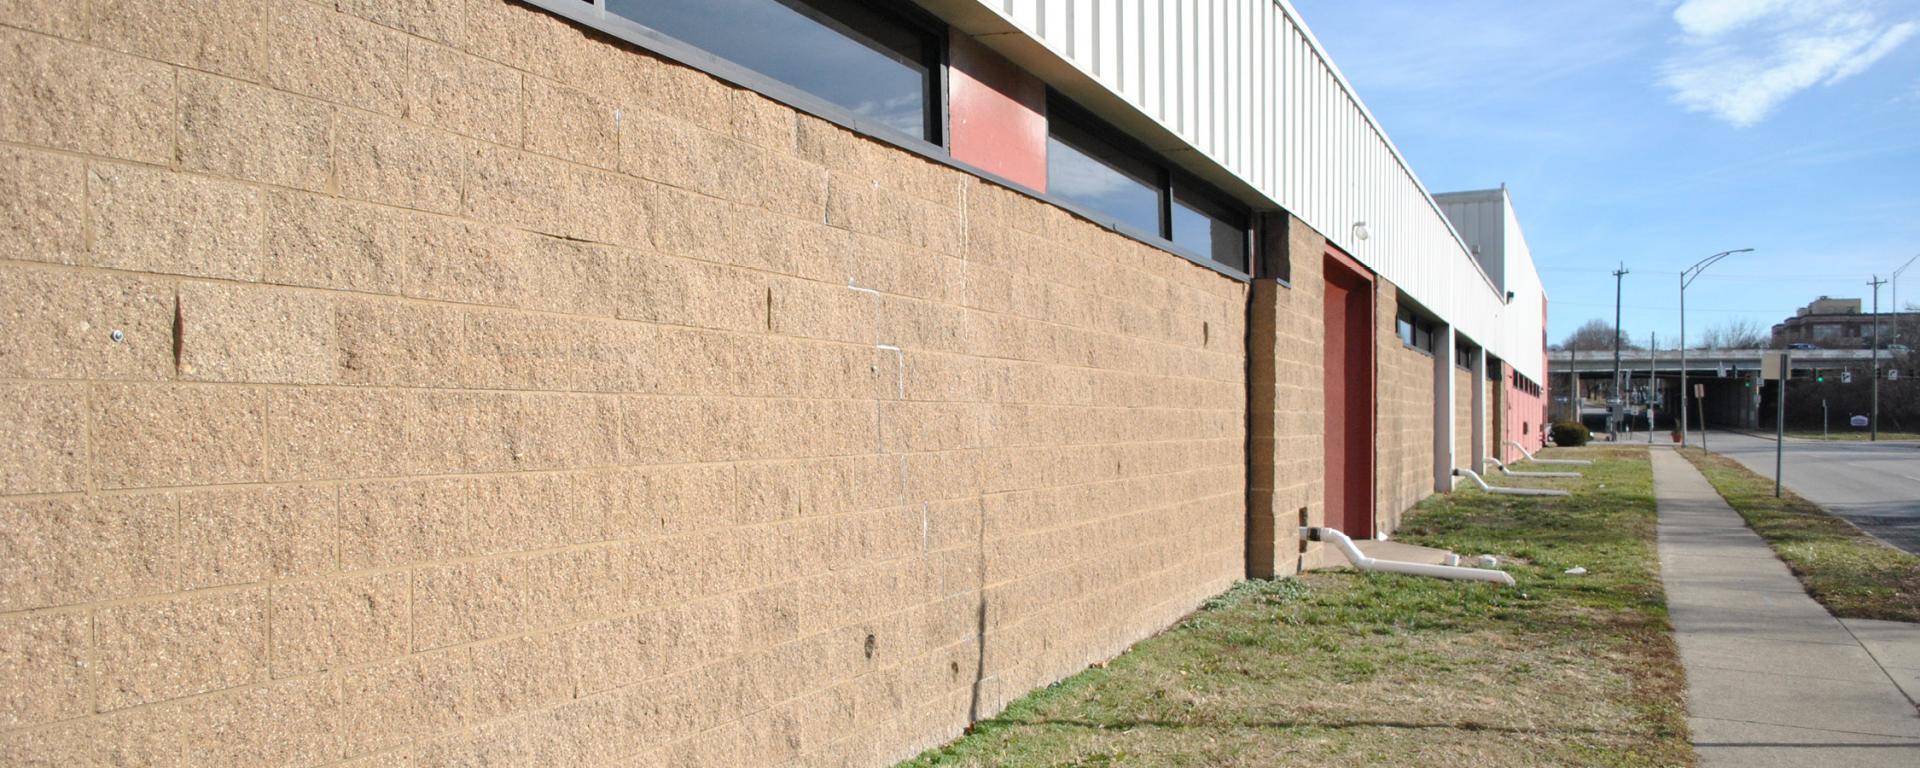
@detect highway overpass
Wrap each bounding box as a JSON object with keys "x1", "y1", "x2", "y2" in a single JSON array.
[{"x1": 1548, "y1": 348, "x2": 1890, "y2": 430}]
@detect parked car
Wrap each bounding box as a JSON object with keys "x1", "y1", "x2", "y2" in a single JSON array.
[
  {"x1": 1887, "y1": 344, "x2": 1912, "y2": 353},
  {"x1": 1788, "y1": 342, "x2": 1820, "y2": 350}
]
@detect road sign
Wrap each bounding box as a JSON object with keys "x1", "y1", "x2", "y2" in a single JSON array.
[
  {"x1": 1851, "y1": 415, "x2": 1870, "y2": 428},
  {"x1": 1890, "y1": 369, "x2": 1900, "y2": 381},
  {"x1": 1761, "y1": 351, "x2": 1787, "y2": 381},
  {"x1": 1693, "y1": 383, "x2": 1705, "y2": 398}
]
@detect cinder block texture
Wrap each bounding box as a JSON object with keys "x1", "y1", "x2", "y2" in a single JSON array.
[
  {"x1": 0, "y1": 2, "x2": 1250, "y2": 766},
  {"x1": 1247, "y1": 215, "x2": 1328, "y2": 578},
  {"x1": 1375, "y1": 279, "x2": 1439, "y2": 533}
]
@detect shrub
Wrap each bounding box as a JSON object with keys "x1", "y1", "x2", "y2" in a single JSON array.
[{"x1": 1551, "y1": 421, "x2": 1591, "y2": 447}]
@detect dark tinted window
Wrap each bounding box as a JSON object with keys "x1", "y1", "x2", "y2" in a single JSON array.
[
  {"x1": 607, "y1": 0, "x2": 936, "y2": 140},
  {"x1": 1171, "y1": 185, "x2": 1248, "y2": 270},
  {"x1": 1046, "y1": 117, "x2": 1162, "y2": 237},
  {"x1": 1396, "y1": 308, "x2": 1416, "y2": 347}
]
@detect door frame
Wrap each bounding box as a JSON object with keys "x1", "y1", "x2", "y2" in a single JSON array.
[{"x1": 1321, "y1": 246, "x2": 1376, "y2": 538}]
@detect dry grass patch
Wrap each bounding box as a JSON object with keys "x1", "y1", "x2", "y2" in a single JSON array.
[
  {"x1": 900, "y1": 447, "x2": 1691, "y2": 767},
  {"x1": 1679, "y1": 447, "x2": 1920, "y2": 622}
]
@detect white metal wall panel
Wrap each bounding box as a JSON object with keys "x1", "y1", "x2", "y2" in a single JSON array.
[{"x1": 942, "y1": 0, "x2": 1544, "y2": 379}]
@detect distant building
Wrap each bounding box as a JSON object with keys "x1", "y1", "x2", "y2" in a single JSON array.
[{"x1": 1771, "y1": 296, "x2": 1919, "y2": 348}]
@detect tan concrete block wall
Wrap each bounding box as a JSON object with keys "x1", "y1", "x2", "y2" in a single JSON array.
[
  {"x1": 1454, "y1": 367, "x2": 1473, "y2": 469},
  {"x1": 0, "y1": 3, "x2": 1248, "y2": 765},
  {"x1": 1373, "y1": 279, "x2": 1437, "y2": 534},
  {"x1": 1248, "y1": 217, "x2": 1327, "y2": 578}
]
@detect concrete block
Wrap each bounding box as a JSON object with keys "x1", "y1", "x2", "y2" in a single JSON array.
[
  {"x1": 729, "y1": 88, "x2": 797, "y2": 151},
  {"x1": 0, "y1": 613, "x2": 91, "y2": 729},
  {"x1": 462, "y1": 0, "x2": 591, "y2": 83},
  {"x1": 0, "y1": 699, "x2": 185, "y2": 767},
  {"x1": 620, "y1": 252, "x2": 768, "y2": 333},
  {"x1": 0, "y1": 493, "x2": 175, "y2": 611},
  {"x1": 339, "y1": 0, "x2": 466, "y2": 46},
  {"x1": 92, "y1": 384, "x2": 266, "y2": 489},
  {"x1": 335, "y1": 109, "x2": 466, "y2": 214},
  {"x1": 263, "y1": 191, "x2": 410, "y2": 294},
  {"x1": 0, "y1": 265, "x2": 174, "y2": 381},
  {"x1": 458, "y1": 309, "x2": 581, "y2": 391},
  {"x1": 0, "y1": 28, "x2": 174, "y2": 164},
  {"x1": 339, "y1": 632, "x2": 572, "y2": 757},
  {"x1": 176, "y1": 72, "x2": 330, "y2": 191},
  {"x1": 334, "y1": 297, "x2": 465, "y2": 388},
  {"x1": 0, "y1": 382, "x2": 85, "y2": 495},
  {"x1": 177, "y1": 281, "x2": 337, "y2": 384},
  {"x1": 620, "y1": 108, "x2": 727, "y2": 196},
  {"x1": 89, "y1": 163, "x2": 266, "y2": 281},
  {"x1": 0, "y1": 146, "x2": 86, "y2": 265},
  {"x1": 583, "y1": 463, "x2": 737, "y2": 541},
  {"x1": 265, "y1": 387, "x2": 409, "y2": 481},
  {"x1": 270, "y1": 571, "x2": 409, "y2": 677},
  {"x1": 0, "y1": 0, "x2": 85, "y2": 38},
  {"x1": 465, "y1": 393, "x2": 621, "y2": 472},
  {"x1": 91, "y1": 0, "x2": 266, "y2": 79},
  {"x1": 95, "y1": 589, "x2": 267, "y2": 710},
  {"x1": 408, "y1": 39, "x2": 523, "y2": 145},
  {"x1": 339, "y1": 477, "x2": 471, "y2": 570},
  {"x1": 179, "y1": 676, "x2": 343, "y2": 768},
  {"x1": 769, "y1": 277, "x2": 877, "y2": 344},
  {"x1": 524, "y1": 76, "x2": 618, "y2": 169},
  {"x1": 466, "y1": 143, "x2": 647, "y2": 246},
  {"x1": 178, "y1": 484, "x2": 335, "y2": 590},
  {"x1": 267, "y1": 0, "x2": 408, "y2": 116}
]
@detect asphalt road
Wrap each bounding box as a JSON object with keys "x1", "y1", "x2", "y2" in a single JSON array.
[{"x1": 1701, "y1": 430, "x2": 1920, "y2": 554}]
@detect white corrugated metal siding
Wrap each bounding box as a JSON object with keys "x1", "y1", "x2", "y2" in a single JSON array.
[{"x1": 938, "y1": 0, "x2": 1544, "y2": 381}]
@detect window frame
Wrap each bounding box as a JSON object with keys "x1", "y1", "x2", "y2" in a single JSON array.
[
  {"x1": 1045, "y1": 93, "x2": 1252, "y2": 276},
  {"x1": 533, "y1": 0, "x2": 950, "y2": 149},
  {"x1": 514, "y1": 1, "x2": 1256, "y2": 283}
]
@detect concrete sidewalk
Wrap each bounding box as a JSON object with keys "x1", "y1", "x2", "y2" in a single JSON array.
[{"x1": 1650, "y1": 446, "x2": 1920, "y2": 766}]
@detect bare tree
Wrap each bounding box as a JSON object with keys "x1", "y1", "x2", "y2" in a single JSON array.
[
  {"x1": 1561, "y1": 319, "x2": 1640, "y2": 352},
  {"x1": 1697, "y1": 317, "x2": 1769, "y2": 349}
]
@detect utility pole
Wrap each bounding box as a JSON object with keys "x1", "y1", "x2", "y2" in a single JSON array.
[
  {"x1": 1612, "y1": 263, "x2": 1629, "y2": 441},
  {"x1": 1870, "y1": 275, "x2": 1886, "y2": 441}
]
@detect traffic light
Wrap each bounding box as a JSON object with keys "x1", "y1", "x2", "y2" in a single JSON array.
[{"x1": 1815, "y1": 369, "x2": 1825, "y2": 383}]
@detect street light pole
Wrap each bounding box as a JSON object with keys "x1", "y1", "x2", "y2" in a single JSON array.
[
  {"x1": 1870, "y1": 275, "x2": 1886, "y2": 441},
  {"x1": 1612, "y1": 263, "x2": 1629, "y2": 441},
  {"x1": 1679, "y1": 248, "x2": 1754, "y2": 447},
  {"x1": 1894, "y1": 255, "x2": 1917, "y2": 347}
]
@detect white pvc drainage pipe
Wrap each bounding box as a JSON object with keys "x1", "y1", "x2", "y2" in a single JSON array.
[
  {"x1": 1490, "y1": 457, "x2": 1581, "y2": 479},
  {"x1": 1509, "y1": 440, "x2": 1592, "y2": 466},
  {"x1": 1301, "y1": 527, "x2": 1515, "y2": 586},
  {"x1": 1453, "y1": 467, "x2": 1571, "y2": 497}
]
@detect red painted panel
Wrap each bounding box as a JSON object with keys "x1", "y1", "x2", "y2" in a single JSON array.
[
  {"x1": 948, "y1": 34, "x2": 1048, "y2": 191},
  {"x1": 1323, "y1": 252, "x2": 1375, "y2": 538}
]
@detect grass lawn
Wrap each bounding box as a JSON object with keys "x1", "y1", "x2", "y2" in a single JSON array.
[
  {"x1": 899, "y1": 446, "x2": 1692, "y2": 767},
  {"x1": 1679, "y1": 448, "x2": 1920, "y2": 622}
]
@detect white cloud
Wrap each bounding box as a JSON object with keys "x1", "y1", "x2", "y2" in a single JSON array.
[{"x1": 1661, "y1": 0, "x2": 1918, "y2": 126}]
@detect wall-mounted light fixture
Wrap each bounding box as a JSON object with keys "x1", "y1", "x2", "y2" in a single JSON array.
[
  {"x1": 1506, "y1": 290, "x2": 1516, "y2": 303},
  {"x1": 1352, "y1": 221, "x2": 1370, "y2": 241}
]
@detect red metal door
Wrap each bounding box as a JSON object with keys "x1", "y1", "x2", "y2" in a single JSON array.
[{"x1": 1322, "y1": 254, "x2": 1375, "y2": 537}]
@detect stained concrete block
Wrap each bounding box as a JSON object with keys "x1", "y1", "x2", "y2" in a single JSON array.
[{"x1": 95, "y1": 590, "x2": 268, "y2": 710}]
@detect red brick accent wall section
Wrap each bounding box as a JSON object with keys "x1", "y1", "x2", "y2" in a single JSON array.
[
  {"x1": 1373, "y1": 279, "x2": 1438, "y2": 534},
  {"x1": 0, "y1": 3, "x2": 1246, "y2": 765}
]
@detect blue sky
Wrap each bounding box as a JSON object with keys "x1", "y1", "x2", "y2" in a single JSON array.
[{"x1": 1290, "y1": 0, "x2": 1920, "y2": 347}]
